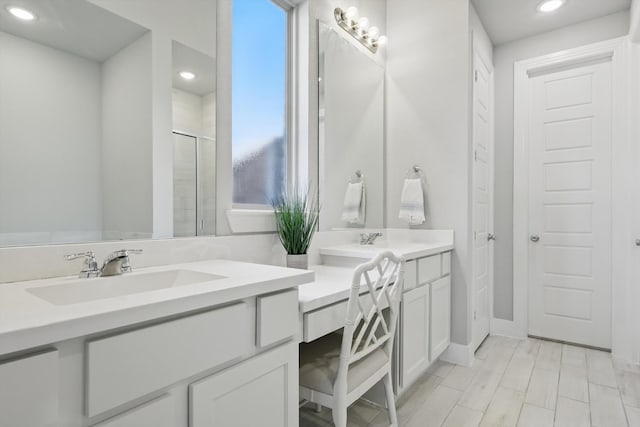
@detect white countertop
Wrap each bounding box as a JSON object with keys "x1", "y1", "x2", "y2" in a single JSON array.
[
  {"x1": 0, "y1": 260, "x2": 313, "y2": 356},
  {"x1": 301, "y1": 238, "x2": 453, "y2": 313},
  {"x1": 319, "y1": 241, "x2": 454, "y2": 260}
]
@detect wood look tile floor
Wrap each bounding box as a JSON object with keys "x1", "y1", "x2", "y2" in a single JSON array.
[{"x1": 299, "y1": 336, "x2": 640, "y2": 427}]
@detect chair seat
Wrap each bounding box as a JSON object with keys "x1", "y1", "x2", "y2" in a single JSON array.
[{"x1": 299, "y1": 332, "x2": 389, "y2": 395}]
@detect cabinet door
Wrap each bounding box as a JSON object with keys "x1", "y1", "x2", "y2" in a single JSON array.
[
  {"x1": 92, "y1": 394, "x2": 175, "y2": 427},
  {"x1": 190, "y1": 343, "x2": 298, "y2": 427},
  {"x1": 399, "y1": 285, "x2": 430, "y2": 389},
  {"x1": 430, "y1": 276, "x2": 451, "y2": 360},
  {"x1": 0, "y1": 349, "x2": 58, "y2": 427}
]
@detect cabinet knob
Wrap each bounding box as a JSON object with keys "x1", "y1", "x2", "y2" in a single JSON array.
[
  {"x1": 636, "y1": 239, "x2": 640, "y2": 247},
  {"x1": 530, "y1": 234, "x2": 540, "y2": 243},
  {"x1": 487, "y1": 233, "x2": 496, "y2": 241}
]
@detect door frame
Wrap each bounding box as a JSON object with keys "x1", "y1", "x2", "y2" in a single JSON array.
[
  {"x1": 513, "y1": 37, "x2": 633, "y2": 360},
  {"x1": 471, "y1": 39, "x2": 495, "y2": 352}
]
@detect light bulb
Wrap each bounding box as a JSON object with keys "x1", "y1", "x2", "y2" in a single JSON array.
[
  {"x1": 357, "y1": 17, "x2": 370, "y2": 31},
  {"x1": 537, "y1": 0, "x2": 565, "y2": 13},
  {"x1": 345, "y1": 6, "x2": 358, "y2": 22},
  {"x1": 7, "y1": 6, "x2": 36, "y2": 21},
  {"x1": 376, "y1": 35, "x2": 388, "y2": 46},
  {"x1": 179, "y1": 71, "x2": 196, "y2": 80},
  {"x1": 368, "y1": 26, "x2": 380, "y2": 41}
]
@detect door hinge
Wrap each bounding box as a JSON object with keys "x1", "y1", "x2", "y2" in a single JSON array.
[
  {"x1": 474, "y1": 70, "x2": 478, "y2": 82},
  {"x1": 474, "y1": 311, "x2": 477, "y2": 321},
  {"x1": 474, "y1": 150, "x2": 478, "y2": 161},
  {"x1": 474, "y1": 231, "x2": 477, "y2": 240}
]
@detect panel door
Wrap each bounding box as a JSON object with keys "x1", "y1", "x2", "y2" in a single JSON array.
[
  {"x1": 190, "y1": 343, "x2": 298, "y2": 427},
  {"x1": 472, "y1": 50, "x2": 493, "y2": 351},
  {"x1": 527, "y1": 60, "x2": 613, "y2": 349},
  {"x1": 399, "y1": 285, "x2": 429, "y2": 389},
  {"x1": 92, "y1": 395, "x2": 175, "y2": 427}
]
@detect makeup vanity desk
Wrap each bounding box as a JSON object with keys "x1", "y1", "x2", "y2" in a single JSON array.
[{"x1": 298, "y1": 232, "x2": 454, "y2": 396}]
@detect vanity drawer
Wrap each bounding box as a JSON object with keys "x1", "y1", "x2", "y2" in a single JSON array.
[
  {"x1": 403, "y1": 260, "x2": 417, "y2": 291},
  {"x1": 0, "y1": 349, "x2": 58, "y2": 427},
  {"x1": 418, "y1": 255, "x2": 441, "y2": 284},
  {"x1": 91, "y1": 394, "x2": 175, "y2": 427},
  {"x1": 257, "y1": 289, "x2": 298, "y2": 348},
  {"x1": 303, "y1": 294, "x2": 390, "y2": 342},
  {"x1": 86, "y1": 302, "x2": 252, "y2": 416}
]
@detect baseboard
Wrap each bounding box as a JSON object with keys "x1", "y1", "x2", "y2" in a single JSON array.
[
  {"x1": 491, "y1": 318, "x2": 526, "y2": 339},
  {"x1": 439, "y1": 342, "x2": 474, "y2": 367}
]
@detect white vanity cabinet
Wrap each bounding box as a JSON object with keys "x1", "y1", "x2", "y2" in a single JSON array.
[
  {"x1": 0, "y1": 349, "x2": 59, "y2": 427},
  {"x1": 190, "y1": 343, "x2": 298, "y2": 427},
  {"x1": 1, "y1": 288, "x2": 301, "y2": 427},
  {"x1": 398, "y1": 285, "x2": 430, "y2": 388}
]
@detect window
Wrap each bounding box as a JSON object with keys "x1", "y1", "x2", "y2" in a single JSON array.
[{"x1": 232, "y1": 0, "x2": 288, "y2": 206}]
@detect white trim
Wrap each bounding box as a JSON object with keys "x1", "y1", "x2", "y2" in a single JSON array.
[
  {"x1": 513, "y1": 37, "x2": 632, "y2": 358},
  {"x1": 226, "y1": 210, "x2": 276, "y2": 234},
  {"x1": 439, "y1": 342, "x2": 475, "y2": 367},
  {"x1": 631, "y1": 1, "x2": 640, "y2": 43}
]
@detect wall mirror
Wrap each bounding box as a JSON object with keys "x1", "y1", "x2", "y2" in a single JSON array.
[
  {"x1": 0, "y1": 0, "x2": 217, "y2": 247},
  {"x1": 318, "y1": 21, "x2": 384, "y2": 231}
]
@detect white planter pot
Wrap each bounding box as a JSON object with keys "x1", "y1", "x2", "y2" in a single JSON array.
[{"x1": 286, "y1": 254, "x2": 308, "y2": 270}]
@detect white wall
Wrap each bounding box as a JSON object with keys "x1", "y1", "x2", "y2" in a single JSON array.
[
  {"x1": 101, "y1": 33, "x2": 154, "y2": 240},
  {"x1": 386, "y1": 0, "x2": 472, "y2": 345},
  {"x1": 492, "y1": 11, "x2": 630, "y2": 320},
  {"x1": 0, "y1": 31, "x2": 103, "y2": 245}
]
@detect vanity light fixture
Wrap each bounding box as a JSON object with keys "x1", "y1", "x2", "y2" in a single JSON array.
[
  {"x1": 6, "y1": 5, "x2": 36, "y2": 21},
  {"x1": 179, "y1": 71, "x2": 196, "y2": 81},
  {"x1": 537, "y1": 0, "x2": 566, "y2": 13},
  {"x1": 334, "y1": 7, "x2": 387, "y2": 54}
]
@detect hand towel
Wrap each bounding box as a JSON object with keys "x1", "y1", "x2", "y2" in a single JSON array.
[
  {"x1": 341, "y1": 181, "x2": 366, "y2": 224},
  {"x1": 399, "y1": 178, "x2": 425, "y2": 225}
]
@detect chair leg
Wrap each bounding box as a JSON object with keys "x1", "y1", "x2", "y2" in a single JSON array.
[
  {"x1": 331, "y1": 404, "x2": 347, "y2": 427},
  {"x1": 383, "y1": 373, "x2": 398, "y2": 427}
]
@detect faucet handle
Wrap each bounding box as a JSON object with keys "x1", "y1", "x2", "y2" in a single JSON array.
[
  {"x1": 65, "y1": 251, "x2": 96, "y2": 261},
  {"x1": 65, "y1": 251, "x2": 99, "y2": 278},
  {"x1": 119, "y1": 249, "x2": 143, "y2": 273}
]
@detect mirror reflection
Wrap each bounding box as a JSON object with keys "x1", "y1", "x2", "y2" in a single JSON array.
[
  {"x1": 0, "y1": 0, "x2": 217, "y2": 246},
  {"x1": 318, "y1": 22, "x2": 384, "y2": 231}
]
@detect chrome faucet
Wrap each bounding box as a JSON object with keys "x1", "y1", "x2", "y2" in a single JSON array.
[
  {"x1": 360, "y1": 232, "x2": 383, "y2": 245},
  {"x1": 65, "y1": 249, "x2": 143, "y2": 278},
  {"x1": 100, "y1": 249, "x2": 143, "y2": 277},
  {"x1": 65, "y1": 251, "x2": 100, "y2": 278}
]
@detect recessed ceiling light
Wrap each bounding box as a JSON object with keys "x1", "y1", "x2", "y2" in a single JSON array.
[
  {"x1": 6, "y1": 6, "x2": 36, "y2": 21},
  {"x1": 179, "y1": 71, "x2": 196, "y2": 81},
  {"x1": 537, "y1": 0, "x2": 566, "y2": 13}
]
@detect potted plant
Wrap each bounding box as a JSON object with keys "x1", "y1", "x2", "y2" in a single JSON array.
[{"x1": 272, "y1": 188, "x2": 319, "y2": 269}]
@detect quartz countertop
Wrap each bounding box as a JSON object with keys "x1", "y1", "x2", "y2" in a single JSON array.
[
  {"x1": 0, "y1": 260, "x2": 313, "y2": 355},
  {"x1": 300, "y1": 237, "x2": 453, "y2": 313}
]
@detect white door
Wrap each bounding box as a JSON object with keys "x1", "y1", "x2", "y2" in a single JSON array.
[
  {"x1": 472, "y1": 51, "x2": 493, "y2": 351},
  {"x1": 527, "y1": 60, "x2": 612, "y2": 349}
]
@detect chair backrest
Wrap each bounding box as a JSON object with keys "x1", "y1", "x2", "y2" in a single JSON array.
[{"x1": 337, "y1": 251, "x2": 405, "y2": 380}]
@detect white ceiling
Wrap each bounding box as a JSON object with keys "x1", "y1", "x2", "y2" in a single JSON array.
[
  {"x1": 172, "y1": 41, "x2": 216, "y2": 96},
  {"x1": 0, "y1": 0, "x2": 148, "y2": 62},
  {"x1": 472, "y1": 0, "x2": 631, "y2": 45}
]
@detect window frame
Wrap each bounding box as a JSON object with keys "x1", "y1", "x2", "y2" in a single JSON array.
[{"x1": 230, "y1": 0, "x2": 294, "y2": 211}]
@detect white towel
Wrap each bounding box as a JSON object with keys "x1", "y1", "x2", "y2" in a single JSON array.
[
  {"x1": 341, "y1": 182, "x2": 366, "y2": 224},
  {"x1": 399, "y1": 178, "x2": 425, "y2": 225}
]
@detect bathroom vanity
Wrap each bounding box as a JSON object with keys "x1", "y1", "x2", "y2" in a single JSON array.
[
  {"x1": 0, "y1": 260, "x2": 313, "y2": 427},
  {"x1": 299, "y1": 230, "x2": 454, "y2": 396}
]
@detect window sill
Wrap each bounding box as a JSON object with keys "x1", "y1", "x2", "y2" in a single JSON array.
[{"x1": 226, "y1": 209, "x2": 277, "y2": 234}]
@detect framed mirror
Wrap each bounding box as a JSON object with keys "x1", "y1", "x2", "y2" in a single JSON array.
[{"x1": 318, "y1": 21, "x2": 384, "y2": 231}]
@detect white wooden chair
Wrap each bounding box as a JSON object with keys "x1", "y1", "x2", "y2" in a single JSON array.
[{"x1": 299, "y1": 251, "x2": 405, "y2": 427}]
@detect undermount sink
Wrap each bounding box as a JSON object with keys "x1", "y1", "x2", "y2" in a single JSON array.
[{"x1": 26, "y1": 270, "x2": 226, "y2": 306}]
